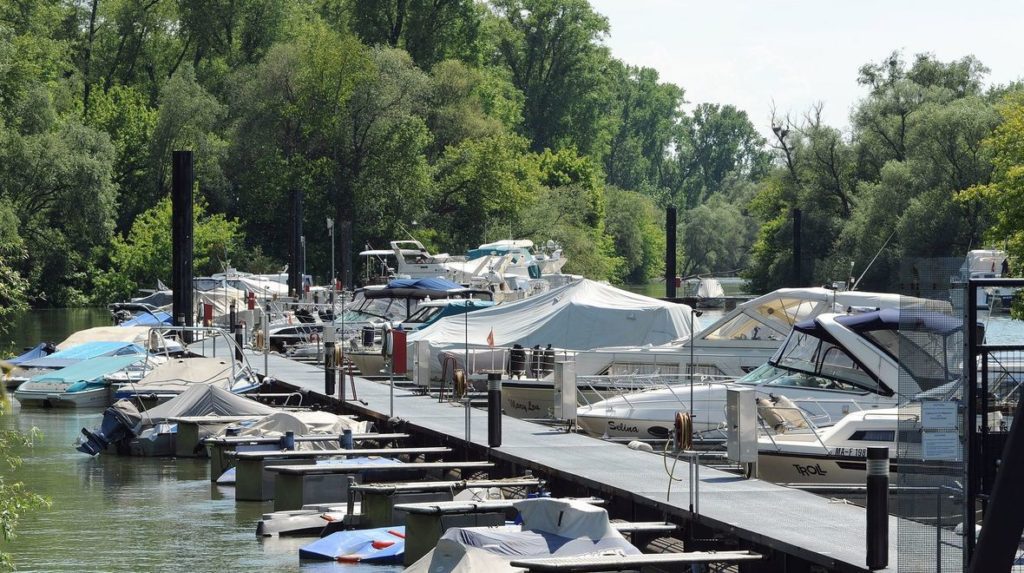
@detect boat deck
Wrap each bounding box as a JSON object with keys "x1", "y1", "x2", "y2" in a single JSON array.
[{"x1": 193, "y1": 342, "x2": 945, "y2": 573}]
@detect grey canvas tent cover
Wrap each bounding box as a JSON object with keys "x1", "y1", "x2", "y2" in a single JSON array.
[
  {"x1": 139, "y1": 383, "x2": 276, "y2": 425},
  {"x1": 405, "y1": 279, "x2": 692, "y2": 376}
]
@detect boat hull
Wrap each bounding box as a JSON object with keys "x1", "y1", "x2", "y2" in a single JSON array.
[
  {"x1": 757, "y1": 450, "x2": 959, "y2": 487},
  {"x1": 13, "y1": 386, "x2": 110, "y2": 408}
]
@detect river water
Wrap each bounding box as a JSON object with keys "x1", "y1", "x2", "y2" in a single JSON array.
[{"x1": 0, "y1": 308, "x2": 398, "y2": 573}]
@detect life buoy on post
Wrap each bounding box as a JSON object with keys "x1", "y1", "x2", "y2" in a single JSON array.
[
  {"x1": 674, "y1": 411, "x2": 693, "y2": 452},
  {"x1": 380, "y1": 324, "x2": 393, "y2": 358},
  {"x1": 453, "y1": 369, "x2": 467, "y2": 399}
]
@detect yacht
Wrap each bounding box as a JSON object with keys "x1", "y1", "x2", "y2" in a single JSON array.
[
  {"x1": 499, "y1": 287, "x2": 936, "y2": 418},
  {"x1": 576, "y1": 307, "x2": 962, "y2": 440}
]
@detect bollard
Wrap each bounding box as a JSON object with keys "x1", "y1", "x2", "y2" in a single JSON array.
[
  {"x1": 234, "y1": 328, "x2": 244, "y2": 362},
  {"x1": 866, "y1": 446, "x2": 889, "y2": 570},
  {"x1": 324, "y1": 339, "x2": 336, "y2": 396},
  {"x1": 341, "y1": 428, "x2": 353, "y2": 450},
  {"x1": 487, "y1": 372, "x2": 502, "y2": 448},
  {"x1": 280, "y1": 431, "x2": 295, "y2": 451},
  {"x1": 229, "y1": 303, "x2": 237, "y2": 333}
]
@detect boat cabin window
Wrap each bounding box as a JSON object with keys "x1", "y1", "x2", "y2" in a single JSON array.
[
  {"x1": 736, "y1": 364, "x2": 868, "y2": 394},
  {"x1": 703, "y1": 313, "x2": 785, "y2": 341},
  {"x1": 404, "y1": 306, "x2": 444, "y2": 325},
  {"x1": 849, "y1": 430, "x2": 895, "y2": 442}
]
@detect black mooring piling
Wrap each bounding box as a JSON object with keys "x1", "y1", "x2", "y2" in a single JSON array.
[
  {"x1": 666, "y1": 206, "x2": 677, "y2": 299},
  {"x1": 171, "y1": 150, "x2": 194, "y2": 343}
]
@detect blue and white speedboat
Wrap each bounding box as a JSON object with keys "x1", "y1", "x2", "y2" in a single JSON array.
[
  {"x1": 14, "y1": 354, "x2": 149, "y2": 408},
  {"x1": 7, "y1": 341, "x2": 148, "y2": 391}
]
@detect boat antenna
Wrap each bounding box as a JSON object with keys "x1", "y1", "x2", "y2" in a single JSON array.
[{"x1": 851, "y1": 228, "x2": 898, "y2": 291}]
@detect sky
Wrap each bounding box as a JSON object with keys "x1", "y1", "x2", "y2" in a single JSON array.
[{"x1": 588, "y1": 0, "x2": 1024, "y2": 138}]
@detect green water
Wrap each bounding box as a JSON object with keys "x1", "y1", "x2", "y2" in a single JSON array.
[{"x1": 0, "y1": 309, "x2": 400, "y2": 573}]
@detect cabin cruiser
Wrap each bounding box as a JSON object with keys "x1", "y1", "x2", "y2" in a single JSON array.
[
  {"x1": 498, "y1": 288, "x2": 934, "y2": 419},
  {"x1": 576, "y1": 307, "x2": 962, "y2": 440},
  {"x1": 342, "y1": 279, "x2": 492, "y2": 377},
  {"x1": 955, "y1": 249, "x2": 1016, "y2": 310}
]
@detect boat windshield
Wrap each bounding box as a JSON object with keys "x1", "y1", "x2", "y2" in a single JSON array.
[
  {"x1": 404, "y1": 305, "x2": 444, "y2": 325},
  {"x1": 735, "y1": 364, "x2": 872, "y2": 394},
  {"x1": 760, "y1": 328, "x2": 882, "y2": 393},
  {"x1": 702, "y1": 296, "x2": 828, "y2": 342},
  {"x1": 859, "y1": 327, "x2": 962, "y2": 391}
]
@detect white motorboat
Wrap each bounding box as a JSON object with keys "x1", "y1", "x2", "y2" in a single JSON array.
[
  {"x1": 112, "y1": 356, "x2": 261, "y2": 405},
  {"x1": 13, "y1": 354, "x2": 151, "y2": 408},
  {"x1": 576, "y1": 307, "x2": 963, "y2": 440},
  {"x1": 499, "y1": 287, "x2": 937, "y2": 418}
]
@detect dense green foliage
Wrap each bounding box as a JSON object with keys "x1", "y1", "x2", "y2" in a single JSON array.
[{"x1": 1, "y1": 2, "x2": 1023, "y2": 305}]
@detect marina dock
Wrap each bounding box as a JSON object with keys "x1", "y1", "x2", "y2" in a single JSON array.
[{"x1": 194, "y1": 343, "x2": 930, "y2": 573}]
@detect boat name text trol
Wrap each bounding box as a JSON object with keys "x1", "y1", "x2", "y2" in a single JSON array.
[{"x1": 792, "y1": 463, "x2": 829, "y2": 477}]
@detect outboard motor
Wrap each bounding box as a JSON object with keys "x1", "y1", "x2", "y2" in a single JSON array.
[
  {"x1": 539, "y1": 344, "x2": 556, "y2": 377},
  {"x1": 77, "y1": 400, "x2": 143, "y2": 456},
  {"x1": 509, "y1": 344, "x2": 526, "y2": 378}
]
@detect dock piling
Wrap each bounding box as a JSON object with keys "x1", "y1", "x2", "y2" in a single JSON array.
[{"x1": 866, "y1": 446, "x2": 888, "y2": 570}]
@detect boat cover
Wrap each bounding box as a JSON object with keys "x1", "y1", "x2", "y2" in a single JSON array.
[
  {"x1": 56, "y1": 327, "x2": 153, "y2": 351},
  {"x1": 299, "y1": 526, "x2": 406, "y2": 562},
  {"x1": 7, "y1": 343, "x2": 55, "y2": 365},
  {"x1": 137, "y1": 384, "x2": 276, "y2": 425},
  {"x1": 124, "y1": 357, "x2": 251, "y2": 394},
  {"x1": 27, "y1": 354, "x2": 146, "y2": 384},
  {"x1": 405, "y1": 498, "x2": 639, "y2": 573},
  {"x1": 405, "y1": 279, "x2": 691, "y2": 374},
  {"x1": 697, "y1": 278, "x2": 725, "y2": 299},
  {"x1": 223, "y1": 411, "x2": 369, "y2": 445},
  {"x1": 20, "y1": 341, "x2": 146, "y2": 369},
  {"x1": 119, "y1": 311, "x2": 173, "y2": 327}
]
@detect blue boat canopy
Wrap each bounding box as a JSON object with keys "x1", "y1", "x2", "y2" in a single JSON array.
[
  {"x1": 386, "y1": 277, "x2": 463, "y2": 291},
  {"x1": 29, "y1": 354, "x2": 146, "y2": 383},
  {"x1": 21, "y1": 341, "x2": 147, "y2": 369},
  {"x1": 7, "y1": 342, "x2": 56, "y2": 366},
  {"x1": 119, "y1": 310, "x2": 173, "y2": 327},
  {"x1": 794, "y1": 308, "x2": 961, "y2": 338}
]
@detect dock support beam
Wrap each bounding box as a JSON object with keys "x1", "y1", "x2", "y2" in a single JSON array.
[
  {"x1": 665, "y1": 206, "x2": 677, "y2": 299},
  {"x1": 171, "y1": 150, "x2": 194, "y2": 343}
]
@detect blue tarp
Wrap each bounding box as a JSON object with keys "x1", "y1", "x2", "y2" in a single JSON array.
[
  {"x1": 28, "y1": 354, "x2": 145, "y2": 384},
  {"x1": 119, "y1": 311, "x2": 173, "y2": 327},
  {"x1": 386, "y1": 277, "x2": 463, "y2": 291},
  {"x1": 7, "y1": 343, "x2": 55, "y2": 366},
  {"x1": 300, "y1": 526, "x2": 406, "y2": 562},
  {"x1": 20, "y1": 342, "x2": 147, "y2": 369}
]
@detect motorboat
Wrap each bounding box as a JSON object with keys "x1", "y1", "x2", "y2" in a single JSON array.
[
  {"x1": 112, "y1": 356, "x2": 261, "y2": 405},
  {"x1": 76, "y1": 384, "x2": 278, "y2": 456},
  {"x1": 954, "y1": 249, "x2": 1016, "y2": 310},
  {"x1": 13, "y1": 354, "x2": 151, "y2": 408},
  {"x1": 6, "y1": 340, "x2": 149, "y2": 390},
  {"x1": 499, "y1": 287, "x2": 933, "y2": 418},
  {"x1": 405, "y1": 497, "x2": 640, "y2": 573},
  {"x1": 694, "y1": 277, "x2": 726, "y2": 308},
  {"x1": 342, "y1": 279, "x2": 492, "y2": 377},
  {"x1": 3, "y1": 342, "x2": 57, "y2": 389},
  {"x1": 576, "y1": 307, "x2": 963, "y2": 440}
]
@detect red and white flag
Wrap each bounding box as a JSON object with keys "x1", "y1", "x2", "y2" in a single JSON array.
[{"x1": 486, "y1": 328, "x2": 495, "y2": 348}]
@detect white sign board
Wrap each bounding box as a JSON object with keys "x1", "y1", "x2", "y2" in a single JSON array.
[
  {"x1": 922, "y1": 431, "x2": 961, "y2": 461},
  {"x1": 922, "y1": 401, "x2": 958, "y2": 430}
]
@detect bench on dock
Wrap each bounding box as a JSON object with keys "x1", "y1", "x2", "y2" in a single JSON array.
[
  {"x1": 350, "y1": 478, "x2": 543, "y2": 530},
  {"x1": 395, "y1": 497, "x2": 603, "y2": 565},
  {"x1": 233, "y1": 446, "x2": 451, "y2": 502},
  {"x1": 508, "y1": 550, "x2": 762, "y2": 572},
  {"x1": 204, "y1": 432, "x2": 408, "y2": 481},
  {"x1": 268, "y1": 460, "x2": 494, "y2": 512}
]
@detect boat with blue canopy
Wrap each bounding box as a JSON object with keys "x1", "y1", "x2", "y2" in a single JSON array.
[{"x1": 14, "y1": 354, "x2": 149, "y2": 408}]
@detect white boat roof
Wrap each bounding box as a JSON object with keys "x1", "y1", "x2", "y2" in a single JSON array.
[
  {"x1": 359, "y1": 249, "x2": 396, "y2": 256},
  {"x1": 478, "y1": 239, "x2": 535, "y2": 250}
]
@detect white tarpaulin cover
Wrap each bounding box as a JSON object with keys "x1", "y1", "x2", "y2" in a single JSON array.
[
  {"x1": 405, "y1": 279, "x2": 691, "y2": 375},
  {"x1": 57, "y1": 326, "x2": 153, "y2": 350},
  {"x1": 405, "y1": 498, "x2": 638, "y2": 573},
  {"x1": 125, "y1": 357, "x2": 249, "y2": 394},
  {"x1": 224, "y1": 411, "x2": 369, "y2": 449}
]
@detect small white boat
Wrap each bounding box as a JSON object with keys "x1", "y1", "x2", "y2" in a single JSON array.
[
  {"x1": 113, "y1": 357, "x2": 260, "y2": 405},
  {"x1": 13, "y1": 354, "x2": 150, "y2": 408}
]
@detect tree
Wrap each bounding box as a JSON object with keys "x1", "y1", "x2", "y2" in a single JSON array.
[
  {"x1": 604, "y1": 186, "x2": 663, "y2": 283},
  {"x1": 488, "y1": 0, "x2": 614, "y2": 158},
  {"x1": 348, "y1": 0, "x2": 484, "y2": 69},
  {"x1": 93, "y1": 196, "x2": 245, "y2": 303}
]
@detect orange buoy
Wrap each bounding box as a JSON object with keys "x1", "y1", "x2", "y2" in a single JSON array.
[
  {"x1": 371, "y1": 540, "x2": 395, "y2": 550},
  {"x1": 387, "y1": 529, "x2": 406, "y2": 538},
  {"x1": 337, "y1": 555, "x2": 362, "y2": 563}
]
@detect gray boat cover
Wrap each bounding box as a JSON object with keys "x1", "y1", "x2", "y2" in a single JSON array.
[
  {"x1": 125, "y1": 357, "x2": 251, "y2": 394},
  {"x1": 138, "y1": 384, "x2": 276, "y2": 425},
  {"x1": 405, "y1": 498, "x2": 639, "y2": 573}
]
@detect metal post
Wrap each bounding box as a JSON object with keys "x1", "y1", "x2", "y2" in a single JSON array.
[
  {"x1": 171, "y1": 150, "x2": 194, "y2": 344},
  {"x1": 389, "y1": 354, "x2": 395, "y2": 418},
  {"x1": 263, "y1": 302, "x2": 270, "y2": 380},
  {"x1": 324, "y1": 339, "x2": 336, "y2": 397},
  {"x1": 866, "y1": 446, "x2": 889, "y2": 570},
  {"x1": 234, "y1": 328, "x2": 243, "y2": 362},
  {"x1": 280, "y1": 431, "x2": 295, "y2": 451},
  {"x1": 488, "y1": 372, "x2": 502, "y2": 448},
  {"x1": 341, "y1": 428, "x2": 353, "y2": 450},
  {"x1": 689, "y1": 309, "x2": 702, "y2": 421}
]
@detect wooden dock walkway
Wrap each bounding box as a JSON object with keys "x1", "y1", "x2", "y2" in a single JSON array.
[{"x1": 194, "y1": 343, "x2": 936, "y2": 573}]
